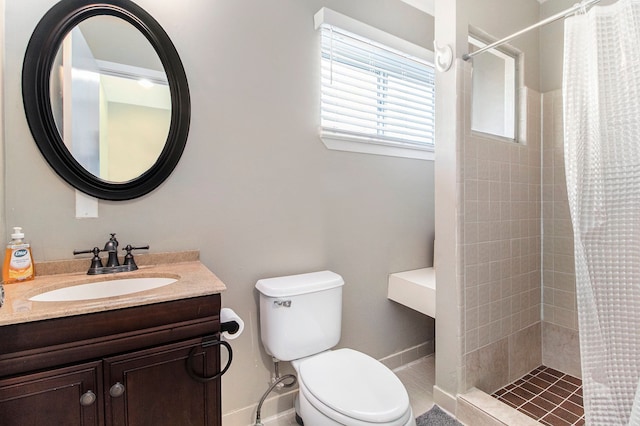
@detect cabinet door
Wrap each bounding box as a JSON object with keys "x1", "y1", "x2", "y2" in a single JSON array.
[
  {"x1": 0, "y1": 361, "x2": 103, "y2": 426},
  {"x1": 104, "y1": 338, "x2": 221, "y2": 426}
]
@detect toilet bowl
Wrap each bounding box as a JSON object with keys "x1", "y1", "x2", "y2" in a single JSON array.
[
  {"x1": 292, "y1": 349, "x2": 415, "y2": 426},
  {"x1": 255, "y1": 271, "x2": 417, "y2": 426}
]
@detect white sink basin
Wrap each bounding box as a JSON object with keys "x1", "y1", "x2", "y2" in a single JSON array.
[{"x1": 29, "y1": 277, "x2": 178, "y2": 302}]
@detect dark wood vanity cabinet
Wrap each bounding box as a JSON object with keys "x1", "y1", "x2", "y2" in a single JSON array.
[
  {"x1": 104, "y1": 338, "x2": 220, "y2": 426},
  {"x1": 0, "y1": 294, "x2": 222, "y2": 426},
  {"x1": 0, "y1": 361, "x2": 104, "y2": 425}
]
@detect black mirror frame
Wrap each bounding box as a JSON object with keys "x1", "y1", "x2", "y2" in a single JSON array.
[{"x1": 22, "y1": 0, "x2": 190, "y2": 201}]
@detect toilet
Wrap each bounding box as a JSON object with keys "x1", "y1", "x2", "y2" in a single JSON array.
[{"x1": 256, "y1": 271, "x2": 416, "y2": 426}]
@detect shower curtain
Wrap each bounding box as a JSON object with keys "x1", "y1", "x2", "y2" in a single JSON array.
[{"x1": 563, "y1": 0, "x2": 640, "y2": 424}]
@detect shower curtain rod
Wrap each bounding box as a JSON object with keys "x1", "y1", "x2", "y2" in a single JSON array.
[{"x1": 462, "y1": 0, "x2": 602, "y2": 61}]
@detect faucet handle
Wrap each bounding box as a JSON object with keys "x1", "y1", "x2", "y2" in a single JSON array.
[
  {"x1": 122, "y1": 244, "x2": 149, "y2": 269},
  {"x1": 73, "y1": 247, "x2": 98, "y2": 256},
  {"x1": 73, "y1": 247, "x2": 103, "y2": 271},
  {"x1": 124, "y1": 245, "x2": 149, "y2": 251}
]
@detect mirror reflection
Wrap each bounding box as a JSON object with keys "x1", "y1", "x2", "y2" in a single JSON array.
[{"x1": 50, "y1": 15, "x2": 171, "y2": 183}]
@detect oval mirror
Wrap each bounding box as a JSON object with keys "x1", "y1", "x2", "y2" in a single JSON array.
[{"x1": 23, "y1": 0, "x2": 190, "y2": 200}]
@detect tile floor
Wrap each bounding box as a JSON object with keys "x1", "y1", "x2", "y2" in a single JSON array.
[
  {"x1": 395, "y1": 354, "x2": 436, "y2": 417},
  {"x1": 263, "y1": 354, "x2": 436, "y2": 425},
  {"x1": 492, "y1": 366, "x2": 584, "y2": 425}
]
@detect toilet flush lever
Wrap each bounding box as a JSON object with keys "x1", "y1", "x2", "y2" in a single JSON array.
[{"x1": 274, "y1": 300, "x2": 292, "y2": 308}]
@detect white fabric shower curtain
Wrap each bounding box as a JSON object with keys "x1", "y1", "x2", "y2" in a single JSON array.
[{"x1": 563, "y1": 0, "x2": 640, "y2": 424}]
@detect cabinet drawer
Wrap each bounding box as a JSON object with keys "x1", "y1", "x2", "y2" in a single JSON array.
[{"x1": 0, "y1": 294, "x2": 221, "y2": 377}]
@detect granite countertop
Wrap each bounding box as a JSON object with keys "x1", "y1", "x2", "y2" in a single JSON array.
[{"x1": 0, "y1": 250, "x2": 226, "y2": 326}]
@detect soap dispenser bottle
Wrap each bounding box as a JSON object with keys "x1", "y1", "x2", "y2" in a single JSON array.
[{"x1": 2, "y1": 227, "x2": 35, "y2": 284}]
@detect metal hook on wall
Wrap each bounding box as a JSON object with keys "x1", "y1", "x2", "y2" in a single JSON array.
[{"x1": 433, "y1": 41, "x2": 453, "y2": 72}]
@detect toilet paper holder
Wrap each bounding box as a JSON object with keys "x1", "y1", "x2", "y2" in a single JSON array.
[
  {"x1": 221, "y1": 319, "x2": 240, "y2": 335},
  {"x1": 184, "y1": 309, "x2": 244, "y2": 382},
  {"x1": 219, "y1": 307, "x2": 245, "y2": 340},
  {"x1": 184, "y1": 308, "x2": 243, "y2": 382}
]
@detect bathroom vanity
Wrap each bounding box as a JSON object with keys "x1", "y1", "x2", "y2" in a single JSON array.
[{"x1": 0, "y1": 252, "x2": 226, "y2": 426}]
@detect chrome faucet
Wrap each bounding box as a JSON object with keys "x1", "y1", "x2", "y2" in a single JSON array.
[{"x1": 74, "y1": 233, "x2": 149, "y2": 275}]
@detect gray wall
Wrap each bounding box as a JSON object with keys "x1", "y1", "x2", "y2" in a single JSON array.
[
  {"x1": 0, "y1": 0, "x2": 5, "y2": 252},
  {"x1": 540, "y1": 0, "x2": 574, "y2": 92},
  {"x1": 2, "y1": 0, "x2": 435, "y2": 417},
  {"x1": 468, "y1": 0, "x2": 540, "y2": 92}
]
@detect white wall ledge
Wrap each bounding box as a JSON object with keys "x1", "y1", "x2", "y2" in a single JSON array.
[{"x1": 387, "y1": 267, "x2": 436, "y2": 317}]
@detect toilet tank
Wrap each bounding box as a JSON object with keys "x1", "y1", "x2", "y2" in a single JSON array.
[{"x1": 255, "y1": 271, "x2": 344, "y2": 361}]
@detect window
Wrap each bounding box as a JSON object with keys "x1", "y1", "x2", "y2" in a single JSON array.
[
  {"x1": 314, "y1": 8, "x2": 435, "y2": 160},
  {"x1": 469, "y1": 35, "x2": 519, "y2": 141}
]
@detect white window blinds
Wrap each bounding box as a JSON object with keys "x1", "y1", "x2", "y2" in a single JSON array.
[{"x1": 320, "y1": 24, "x2": 435, "y2": 150}]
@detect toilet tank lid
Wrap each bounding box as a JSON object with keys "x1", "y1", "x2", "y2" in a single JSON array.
[{"x1": 255, "y1": 270, "x2": 344, "y2": 297}]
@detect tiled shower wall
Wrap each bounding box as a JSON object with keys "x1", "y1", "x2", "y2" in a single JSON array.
[
  {"x1": 461, "y1": 61, "x2": 543, "y2": 394},
  {"x1": 541, "y1": 90, "x2": 581, "y2": 378}
]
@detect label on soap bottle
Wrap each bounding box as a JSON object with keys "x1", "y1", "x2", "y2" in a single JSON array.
[
  {"x1": 6, "y1": 244, "x2": 34, "y2": 282},
  {"x1": 9, "y1": 246, "x2": 30, "y2": 267}
]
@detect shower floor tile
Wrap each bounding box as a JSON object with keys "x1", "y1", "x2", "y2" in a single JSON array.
[{"x1": 492, "y1": 366, "x2": 584, "y2": 425}]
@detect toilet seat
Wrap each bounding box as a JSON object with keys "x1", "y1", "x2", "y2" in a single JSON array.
[{"x1": 297, "y1": 349, "x2": 412, "y2": 425}]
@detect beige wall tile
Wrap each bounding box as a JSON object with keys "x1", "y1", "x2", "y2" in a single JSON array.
[
  {"x1": 466, "y1": 180, "x2": 479, "y2": 201},
  {"x1": 478, "y1": 324, "x2": 492, "y2": 348},
  {"x1": 543, "y1": 304, "x2": 555, "y2": 323},
  {"x1": 465, "y1": 264, "x2": 479, "y2": 288},
  {"x1": 465, "y1": 338, "x2": 509, "y2": 393},
  {"x1": 465, "y1": 200, "x2": 479, "y2": 221},
  {"x1": 501, "y1": 278, "x2": 514, "y2": 298},
  {"x1": 542, "y1": 91, "x2": 579, "y2": 360},
  {"x1": 467, "y1": 307, "x2": 480, "y2": 331},
  {"x1": 508, "y1": 322, "x2": 542, "y2": 381},
  {"x1": 460, "y1": 77, "x2": 544, "y2": 395},
  {"x1": 478, "y1": 304, "x2": 491, "y2": 327},
  {"x1": 554, "y1": 254, "x2": 576, "y2": 274},
  {"x1": 554, "y1": 307, "x2": 577, "y2": 329},
  {"x1": 477, "y1": 159, "x2": 491, "y2": 180},
  {"x1": 466, "y1": 330, "x2": 479, "y2": 353},
  {"x1": 542, "y1": 322, "x2": 581, "y2": 378},
  {"x1": 554, "y1": 202, "x2": 571, "y2": 220},
  {"x1": 554, "y1": 289, "x2": 576, "y2": 311},
  {"x1": 554, "y1": 219, "x2": 574, "y2": 238},
  {"x1": 553, "y1": 236, "x2": 573, "y2": 256},
  {"x1": 464, "y1": 244, "x2": 479, "y2": 266},
  {"x1": 554, "y1": 272, "x2": 576, "y2": 292},
  {"x1": 465, "y1": 157, "x2": 478, "y2": 180},
  {"x1": 478, "y1": 263, "x2": 492, "y2": 285}
]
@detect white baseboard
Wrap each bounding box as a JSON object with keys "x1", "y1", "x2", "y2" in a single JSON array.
[
  {"x1": 222, "y1": 389, "x2": 297, "y2": 426},
  {"x1": 433, "y1": 385, "x2": 458, "y2": 416}
]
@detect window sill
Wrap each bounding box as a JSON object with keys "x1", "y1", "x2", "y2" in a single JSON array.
[
  {"x1": 470, "y1": 130, "x2": 519, "y2": 145},
  {"x1": 320, "y1": 134, "x2": 434, "y2": 161}
]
